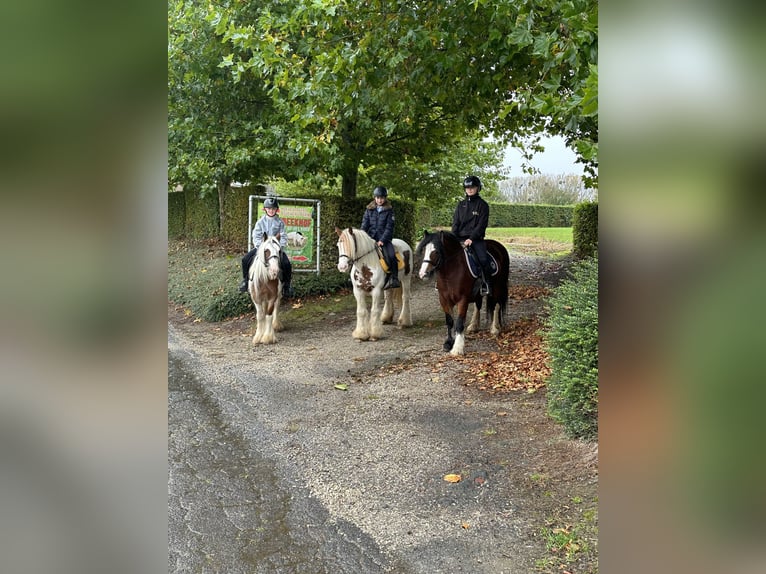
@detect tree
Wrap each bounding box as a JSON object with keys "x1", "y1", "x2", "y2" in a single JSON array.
[
  {"x1": 499, "y1": 174, "x2": 596, "y2": 205},
  {"x1": 209, "y1": 0, "x2": 598, "y2": 198},
  {"x1": 169, "y1": 0, "x2": 310, "y2": 228}
]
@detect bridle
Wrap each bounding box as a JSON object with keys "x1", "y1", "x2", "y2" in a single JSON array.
[
  {"x1": 338, "y1": 232, "x2": 376, "y2": 265},
  {"x1": 422, "y1": 231, "x2": 457, "y2": 272},
  {"x1": 261, "y1": 241, "x2": 281, "y2": 267}
]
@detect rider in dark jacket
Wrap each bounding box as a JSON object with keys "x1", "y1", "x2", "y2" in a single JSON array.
[
  {"x1": 361, "y1": 185, "x2": 401, "y2": 289},
  {"x1": 452, "y1": 175, "x2": 492, "y2": 295}
]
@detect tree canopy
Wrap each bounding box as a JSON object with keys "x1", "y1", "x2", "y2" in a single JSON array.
[{"x1": 169, "y1": 0, "x2": 597, "y2": 199}]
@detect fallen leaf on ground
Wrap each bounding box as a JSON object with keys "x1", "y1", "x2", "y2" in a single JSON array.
[
  {"x1": 443, "y1": 473, "x2": 462, "y2": 483},
  {"x1": 333, "y1": 383, "x2": 348, "y2": 391}
]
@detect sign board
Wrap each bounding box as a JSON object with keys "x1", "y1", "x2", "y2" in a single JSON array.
[{"x1": 248, "y1": 196, "x2": 321, "y2": 274}]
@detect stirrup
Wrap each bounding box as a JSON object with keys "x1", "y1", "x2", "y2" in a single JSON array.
[{"x1": 384, "y1": 275, "x2": 400, "y2": 290}]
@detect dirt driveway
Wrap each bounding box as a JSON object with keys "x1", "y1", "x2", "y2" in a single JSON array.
[{"x1": 168, "y1": 253, "x2": 598, "y2": 573}]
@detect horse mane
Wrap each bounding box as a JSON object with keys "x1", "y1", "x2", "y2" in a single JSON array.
[
  {"x1": 341, "y1": 227, "x2": 377, "y2": 263},
  {"x1": 416, "y1": 230, "x2": 460, "y2": 262},
  {"x1": 253, "y1": 236, "x2": 281, "y2": 283}
]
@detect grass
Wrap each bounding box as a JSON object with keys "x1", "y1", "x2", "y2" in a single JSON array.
[
  {"x1": 486, "y1": 227, "x2": 573, "y2": 258},
  {"x1": 535, "y1": 496, "x2": 599, "y2": 574}
]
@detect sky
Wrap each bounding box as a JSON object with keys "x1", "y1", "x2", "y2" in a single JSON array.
[{"x1": 502, "y1": 134, "x2": 584, "y2": 177}]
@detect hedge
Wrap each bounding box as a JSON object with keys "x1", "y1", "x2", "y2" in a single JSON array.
[
  {"x1": 572, "y1": 201, "x2": 598, "y2": 259},
  {"x1": 416, "y1": 202, "x2": 573, "y2": 229},
  {"x1": 543, "y1": 256, "x2": 599, "y2": 440}
]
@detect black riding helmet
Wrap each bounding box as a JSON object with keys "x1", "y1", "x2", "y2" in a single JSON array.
[
  {"x1": 373, "y1": 186, "x2": 388, "y2": 197},
  {"x1": 463, "y1": 175, "x2": 482, "y2": 191},
  {"x1": 263, "y1": 197, "x2": 279, "y2": 210}
]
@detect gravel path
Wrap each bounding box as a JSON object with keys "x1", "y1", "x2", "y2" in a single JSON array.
[{"x1": 168, "y1": 253, "x2": 597, "y2": 573}]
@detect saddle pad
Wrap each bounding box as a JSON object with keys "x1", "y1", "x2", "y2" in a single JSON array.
[
  {"x1": 463, "y1": 250, "x2": 499, "y2": 279},
  {"x1": 378, "y1": 252, "x2": 404, "y2": 274},
  {"x1": 375, "y1": 245, "x2": 404, "y2": 273}
]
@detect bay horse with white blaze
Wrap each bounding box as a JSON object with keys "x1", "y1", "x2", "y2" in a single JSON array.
[
  {"x1": 335, "y1": 227, "x2": 413, "y2": 341},
  {"x1": 248, "y1": 233, "x2": 284, "y2": 345},
  {"x1": 416, "y1": 230, "x2": 509, "y2": 355}
]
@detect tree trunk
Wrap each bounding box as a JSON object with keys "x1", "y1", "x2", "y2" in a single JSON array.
[{"x1": 341, "y1": 163, "x2": 358, "y2": 200}]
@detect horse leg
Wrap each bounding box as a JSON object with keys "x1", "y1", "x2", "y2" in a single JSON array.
[
  {"x1": 252, "y1": 303, "x2": 264, "y2": 345},
  {"x1": 369, "y1": 287, "x2": 384, "y2": 340},
  {"x1": 466, "y1": 298, "x2": 483, "y2": 334},
  {"x1": 450, "y1": 302, "x2": 470, "y2": 356},
  {"x1": 489, "y1": 300, "x2": 501, "y2": 336},
  {"x1": 381, "y1": 289, "x2": 394, "y2": 324},
  {"x1": 443, "y1": 312, "x2": 455, "y2": 352},
  {"x1": 352, "y1": 286, "x2": 370, "y2": 341},
  {"x1": 272, "y1": 292, "x2": 283, "y2": 332},
  {"x1": 260, "y1": 313, "x2": 276, "y2": 344},
  {"x1": 397, "y1": 272, "x2": 412, "y2": 327}
]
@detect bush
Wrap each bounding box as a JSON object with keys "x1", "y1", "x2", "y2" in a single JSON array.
[
  {"x1": 572, "y1": 201, "x2": 598, "y2": 259},
  {"x1": 543, "y1": 256, "x2": 598, "y2": 440}
]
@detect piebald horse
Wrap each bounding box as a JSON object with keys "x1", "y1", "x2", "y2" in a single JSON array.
[
  {"x1": 416, "y1": 231, "x2": 509, "y2": 355},
  {"x1": 335, "y1": 227, "x2": 413, "y2": 341},
  {"x1": 248, "y1": 233, "x2": 284, "y2": 345}
]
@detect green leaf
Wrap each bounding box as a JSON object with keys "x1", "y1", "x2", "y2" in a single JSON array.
[{"x1": 334, "y1": 383, "x2": 348, "y2": 391}]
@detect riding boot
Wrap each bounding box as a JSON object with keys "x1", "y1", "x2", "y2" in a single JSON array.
[
  {"x1": 238, "y1": 278, "x2": 248, "y2": 292},
  {"x1": 479, "y1": 266, "x2": 491, "y2": 296},
  {"x1": 479, "y1": 275, "x2": 490, "y2": 296},
  {"x1": 280, "y1": 255, "x2": 294, "y2": 298},
  {"x1": 384, "y1": 267, "x2": 401, "y2": 290}
]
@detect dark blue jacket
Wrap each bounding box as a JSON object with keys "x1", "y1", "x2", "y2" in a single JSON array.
[{"x1": 361, "y1": 200, "x2": 395, "y2": 243}]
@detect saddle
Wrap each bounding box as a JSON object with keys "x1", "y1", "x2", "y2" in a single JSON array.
[
  {"x1": 463, "y1": 249, "x2": 498, "y2": 279},
  {"x1": 376, "y1": 246, "x2": 404, "y2": 274}
]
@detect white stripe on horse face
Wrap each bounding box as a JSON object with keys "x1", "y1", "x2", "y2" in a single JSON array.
[
  {"x1": 418, "y1": 243, "x2": 436, "y2": 279},
  {"x1": 264, "y1": 241, "x2": 281, "y2": 280},
  {"x1": 337, "y1": 234, "x2": 352, "y2": 272}
]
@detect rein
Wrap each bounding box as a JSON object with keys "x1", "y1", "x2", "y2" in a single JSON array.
[
  {"x1": 339, "y1": 232, "x2": 377, "y2": 265},
  {"x1": 424, "y1": 232, "x2": 461, "y2": 272},
  {"x1": 258, "y1": 241, "x2": 281, "y2": 268}
]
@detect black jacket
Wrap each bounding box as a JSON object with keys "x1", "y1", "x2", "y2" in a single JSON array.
[
  {"x1": 452, "y1": 193, "x2": 489, "y2": 241},
  {"x1": 361, "y1": 200, "x2": 395, "y2": 243}
]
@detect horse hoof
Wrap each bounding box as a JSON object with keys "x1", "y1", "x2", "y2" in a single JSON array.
[{"x1": 443, "y1": 341, "x2": 454, "y2": 352}]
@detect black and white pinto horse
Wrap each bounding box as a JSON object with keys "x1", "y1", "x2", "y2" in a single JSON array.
[
  {"x1": 248, "y1": 233, "x2": 284, "y2": 345},
  {"x1": 416, "y1": 231, "x2": 509, "y2": 355},
  {"x1": 335, "y1": 227, "x2": 413, "y2": 341}
]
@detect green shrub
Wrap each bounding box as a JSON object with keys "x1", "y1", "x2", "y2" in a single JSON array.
[
  {"x1": 572, "y1": 202, "x2": 598, "y2": 259},
  {"x1": 543, "y1": 256, "x2": 598, "y2": 440},
  {"x1": 168, "y1": 241, "x2": 353, "y2": 322}
]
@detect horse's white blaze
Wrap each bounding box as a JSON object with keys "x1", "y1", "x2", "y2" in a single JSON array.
[
  {"x1": 418, "y1": 243, "x2": 436, "y2": 279},
  {"x1": 266, "y1": 255, "x2": 279, "y2": 280}
]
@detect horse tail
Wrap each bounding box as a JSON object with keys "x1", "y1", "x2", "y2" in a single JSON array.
[{"x1": 487, "y1": 240, "x2": 510, "y2": 325}]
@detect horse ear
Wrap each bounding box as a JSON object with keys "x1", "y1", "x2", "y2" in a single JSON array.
[
  {"x1": 334, "y1": 226, "x2": 341, "y2": 236},
  {"x1": 275, "y1": 232, "x2": 281, "y2": 242},
  {"x1": 262, "y1": 232, "x2": 268, "y2": 242}
]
